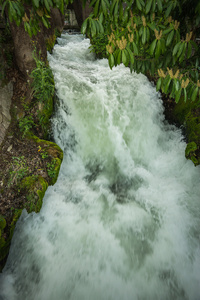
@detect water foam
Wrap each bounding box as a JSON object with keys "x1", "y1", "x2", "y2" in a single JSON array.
[{"x1": 0, "y1": 33, "x2": 200, "y2": 300}]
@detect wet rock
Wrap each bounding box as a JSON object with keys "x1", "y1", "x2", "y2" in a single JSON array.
[{"x1": 0, "y1": 81, "x2": 13, "y2": 145}]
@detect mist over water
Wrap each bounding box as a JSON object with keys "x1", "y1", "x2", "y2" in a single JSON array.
[{"x1": 0, "y1": 33, "x2": 200, "y2": 300}]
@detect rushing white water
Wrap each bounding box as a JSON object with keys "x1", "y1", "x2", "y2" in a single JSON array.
[{"x1": 0, "y1": 33, "x2": 200, "y2": 300}]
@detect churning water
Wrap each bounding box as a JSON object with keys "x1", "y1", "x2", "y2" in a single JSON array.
[{"x1": 0, "y1": 34, "x2": 200, "y2": 300}]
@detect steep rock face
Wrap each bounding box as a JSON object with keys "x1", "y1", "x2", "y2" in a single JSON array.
[{"x1": 0, "y1": 81, "x2": 13, "y2": 145}]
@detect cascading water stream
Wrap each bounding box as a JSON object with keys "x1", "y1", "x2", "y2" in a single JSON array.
[{"x1": 0, "y1": 33, "x2": 200, "y2": 300}]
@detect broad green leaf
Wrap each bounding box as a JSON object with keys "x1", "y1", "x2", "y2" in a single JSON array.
[
  {"x1": 175, "y1": 87, "x2": 182, "y2": 103},
  {"x1": 136, "y1": 0, "x2": 142, "y2": 11},
  {"x1": 191, "y1": 86, "x2": 198, "y2": 102},
  {"x1": 94, "y1": 0, "x2": 100, "y2": 17},
  {"x1": 89, "y1": 0, "x2": 97, "y2": 7},
  {"x1": 142, "y1": 27, "x2": 146, "y2": 44},
  {"x1": 127, "y1": 47, "x2": 134, "y2": 64},
  {"x1": 179, "y1": 43, "x2": 187, "y2": 62},
  {"x1": 165, "y1": 2, "x2": 173, "y2": 17},
  {"x1": 149, "y1": 39, "x2": 157, "y2": 56},
  {"x1": 187, "y1": 42, "x2": 192, "y2": 59},
  {"x1": 99, "y1": 12, "x2": 103, "y2": 23},
  {"x1": 101, "y1": 0, "x2": 107, "y2": 15},
  {"x1": 1, "y1": 0, "x2": 8, "y2": 16},
  {"x1": 177, "y1": 42, "x2": 185, "y2": 58},
  {"x1": 81, "y1": 18, "x2": 88, "y2": 34},
  {"x1": 173, "y1": 41, "x2": 180, "y2": 56},
  {"x1": 166, "y1": 30, "x2": 174, "y2": 46},
  {"x1": 157, "y1": 0, "x2": 162, "y2": 12},
  {"x1": 122, "y1": 49, "x2": 129, "y2": 66},
  {"x1": 164, "y1": 76, "x2": 171, "y2": 93},
  {"x1": 155, "y1": 40, "x2": 161, "y2": 59},
  {"x1": 42, "y1": 16, "x2": 49, "y2": 28},
  {"x1": 9, "y1": 2, "x2": 17, "y2": 22},
  {"x1": 44, "y1": 0, "x2": 50, "y2": 12},
  {"x1": 184, "y1": 88, "x2": 187, "y2": 102},
  {"x1": 12, "y1": 1, "x2": 22, "y2": 17},
  {"x1": 24, "y1": 22, "x2": 32, "y2": 37},
  {"x1": 110, "y1": 0, "x2": 117, "y2": 14},
  {"x1": 97, "y1": 20, "x2": 104, "y2": 33},
  {"x1": 91, "y1": 19, "x2": 97, "y2": 37},
  {"x1": 145, "y1": 0, "x2": 153, "y2": 14},
  {"x1": 32, "y1": 0, "x2": 40, "y2": 8},
  {"x1": 156, "y1": 77, "x2": 162, "y2": 91},
  {"x1": 108, "y1": 53, "x2": 115, "y2": 69},
  {"x1": 163, "y1": 28, "x2": 173, "y2": 35},
  {"x1": 152, "y1": 0, "x2": 156, "y2": 11},
  {"x1": 160, "y1": 38, "x2": 166, "y2": 54},
  {"x1": 132, "y1": 42, "x2": 139, "y2": 55},
  {"x1": 114, "y1": 0, "x2": 119, "y2": 16},
  {"x1": 174, "y1": 79, "x2": 180, "y2": 91},
  {"x1": 148, "y1": 23, "x2": 156, "y2": 31},
  {"x1": 117, "y1": 50, "x2": 122, "y2": 65},
  {"x1": 139, "y1": 26, "x2": 143, "y2": 37}
]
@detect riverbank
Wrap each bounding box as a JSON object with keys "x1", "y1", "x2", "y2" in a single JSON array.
[{"x1": 0, "y1": 27, "x2": 63, "y2": 270}]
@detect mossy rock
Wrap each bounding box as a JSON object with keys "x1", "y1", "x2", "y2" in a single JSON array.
[
  {"x1": 30, "y1": 134, "x2": 63, "y2": 161},
  {"x1": 48, "y1": 157, "x2": 62, "y2": 185},
  {"x1": 21, "y1": 175, "x2": 48, "y2": 213},
  {"x1": 0, "y1": 209, "x2": 22, "y2": 263},
  {"x1": 173, "y1": 97, "x2": 200, "y2": 166}
]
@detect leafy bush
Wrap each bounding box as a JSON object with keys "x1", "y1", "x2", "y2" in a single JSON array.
[
  {"x1": 19, "y1": 115, "x2": 35, "y2": 138},
  {"x1": 30, "y1": 50, "x2": 55, "y2": 103},
  {"x1": 82, "y1": 0, "x2": 200, "y2": 104}
]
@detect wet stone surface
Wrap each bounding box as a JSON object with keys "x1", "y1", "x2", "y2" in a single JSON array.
[{"x1": 0, "y1": 81, "x2": 13, "y2": 145}]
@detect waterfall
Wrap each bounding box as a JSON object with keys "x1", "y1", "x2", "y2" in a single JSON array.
[{"x1": 0, "y1": 33, "x2": 200, "y2": 300}]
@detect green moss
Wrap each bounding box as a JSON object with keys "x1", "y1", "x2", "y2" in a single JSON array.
[
  {"x1": 45, "y1": 34, "x2": 56, "y2": 53},
  {"x1": 30, "y1": 135, "x2": 63, "y2": 161},
  {"x1": 21, "y1": 176, "x2": 48, "y2": 213},
  {"x1": 37, "y1": 95, "x2": 54, "y2": 139},
  {"x1": 173, "y1": 97, "x2": 200, "y2": 166},
  {"x1": 48, "y1": 157, "x2": 62, "y2": 185},
  {"x1": 0, "y1": 215, "x2": 6, "y2": 230},
  {"x1": 0, "y1": 209, "x2": 22, "y2": 262},
  {"x1": 36, "y1": 176, "x2": 48, "y2": 211}
]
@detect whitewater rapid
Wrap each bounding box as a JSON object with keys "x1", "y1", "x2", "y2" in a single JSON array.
[{"x1": 0, "y1": 33, "x2": 200, "y2": 300}]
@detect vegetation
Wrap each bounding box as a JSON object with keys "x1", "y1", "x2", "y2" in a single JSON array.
[
  {"x1": 0, "y1": 0, "x2": 73, "y2": 36},
  {"x1": 30, "y1": 48, "x2": 55, "y2": 103},
  {"x1": 82, "y1": 0, "x2": 200, "y2": 104}
]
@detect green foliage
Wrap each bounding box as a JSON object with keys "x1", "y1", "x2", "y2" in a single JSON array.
[
  {"x1": 47, "y1": 158, "x2": 57, "y2": 178},
  {"x1": 19, "y1": 114, "x2": 35, "y2": 137},
  {"x1": 8, "y1": 156, "x2": 29, "y2": 186},
  {"x1": 89, "y1": 33, "x2": 108, "y2": 58},
  {"x1": 0, "y1": 0, "x2": 73, "y2": 37},
  {"x1": 38, "y1": 145, "x2": 48, "y2": 158},
  {"x1": 185, "y1": 142, "x2": 198, "y2": 166},
  {"x1": 83, "y1": 0, "x2": 200, "y2": 104},
  {"x1": 30, "y1": 49, "x2": 55, "y2": 103}
]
